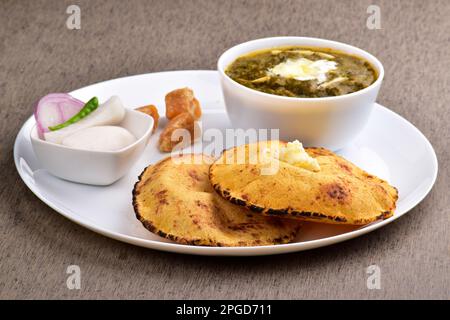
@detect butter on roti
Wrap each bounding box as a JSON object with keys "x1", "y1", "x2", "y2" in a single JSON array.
[
  {"x1": 209, "y1": 141, "x2": 398, "y2": 225},
  {"x1": 132, "y1": 154, "x2": 301, "y2": 246}
]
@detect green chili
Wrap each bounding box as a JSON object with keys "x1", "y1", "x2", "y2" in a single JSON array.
[{"x1": 49, "y1": 97, "x2": 99, "y2": 131}]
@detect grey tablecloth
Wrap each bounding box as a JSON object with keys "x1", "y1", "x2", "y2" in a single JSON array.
[{"x1": 0, "y1": 0, "x2": 449, "y2": 299}]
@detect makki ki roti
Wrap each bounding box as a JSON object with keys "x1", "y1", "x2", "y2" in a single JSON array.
[
  {"x1": 209, "y1": 141, "x2": 398, "y2": 225},
  {"x1": 132, "y1": 154, "x2": 301, "y2": 246}
]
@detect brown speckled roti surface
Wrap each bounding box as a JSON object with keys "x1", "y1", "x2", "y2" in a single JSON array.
[
  {"x1": 209, "y1": 141, "x2": 398, "y2": 225},
  {"x1": 133, "y1": 154, "x2": 301, "y2": 246}
]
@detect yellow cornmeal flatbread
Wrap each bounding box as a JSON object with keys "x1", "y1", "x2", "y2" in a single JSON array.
[
  {"x1": 209, "y1": 141, "x2": 398, "y2": 225},
  {"x1": 132, "y1": 154, "x2": 301, "y2": 246}
]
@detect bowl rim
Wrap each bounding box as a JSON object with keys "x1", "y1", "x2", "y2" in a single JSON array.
[
  {"x1": 30, "y1": 108, "x2": 154, "y2": 155},
  {"x1": 217, "y1": 36, "x2": 384, "y2": 102}
]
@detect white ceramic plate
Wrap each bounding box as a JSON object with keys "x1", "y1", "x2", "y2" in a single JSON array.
[{"x1": 14, "y1": 71, "x2": 438, "y2": 256}]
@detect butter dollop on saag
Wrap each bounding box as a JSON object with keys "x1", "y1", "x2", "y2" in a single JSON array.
[{"x1": 225, "y1": 46, "x2": 377, "y2": 98}]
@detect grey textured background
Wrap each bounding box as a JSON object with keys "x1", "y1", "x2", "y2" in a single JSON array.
[{"x1": 0, "y1": 0, "x2": 449, "y2": 299}]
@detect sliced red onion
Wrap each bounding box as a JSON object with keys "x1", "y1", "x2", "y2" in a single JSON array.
[{"x1": 33, "y1": 93, "x2": 84, "y2": 138}]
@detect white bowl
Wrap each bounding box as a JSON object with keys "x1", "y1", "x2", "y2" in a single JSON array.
[
  {"x1": 30, "y1": 109, "x2": 153, "y2": 185},
  {"x1": 218, "y1": 37, "x2": 384, "y2": 150}
]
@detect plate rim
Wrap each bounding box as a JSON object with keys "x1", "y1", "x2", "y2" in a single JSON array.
[{"x1": 13, "y1": 70, "x2": 438, "y2": 256}]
